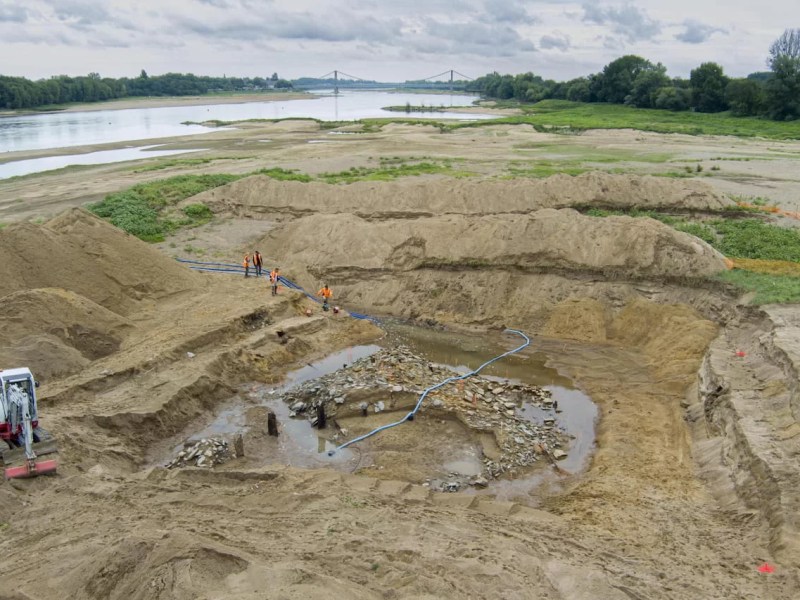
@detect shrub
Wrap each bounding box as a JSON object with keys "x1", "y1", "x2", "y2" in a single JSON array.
[{"x1": 183, "y1": 203, "x2": 213, "y2": 219}]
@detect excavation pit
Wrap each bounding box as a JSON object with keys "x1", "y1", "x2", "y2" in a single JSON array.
[{"x1": 165, "y1": 325, "x2": 598, "y2": 495}]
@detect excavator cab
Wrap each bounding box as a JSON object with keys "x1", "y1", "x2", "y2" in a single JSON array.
[{"x1": 1, "y1": 368, "x2": 58, "y2": 479}]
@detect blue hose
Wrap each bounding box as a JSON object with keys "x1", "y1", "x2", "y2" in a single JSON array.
[
  {"x1": 179, "y1": 258, "x2": 378, "y2": 322},
  {"x1": 177, "y1": 257, "x2": 528, "y2": 454},
  {"x1": 328, "y1": 329, "x2": 530, "y2": 455}
]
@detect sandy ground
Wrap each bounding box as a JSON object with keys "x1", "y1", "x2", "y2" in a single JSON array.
[
  {"x1": 1, "y1": 121, "x2": 800, "y2": 598},
  {"x1": 0, "y1": 92, "x2": 315, "y2": 118},
  {"x1": 2, "y1": 118, "x2": 800, "y2": 224}
]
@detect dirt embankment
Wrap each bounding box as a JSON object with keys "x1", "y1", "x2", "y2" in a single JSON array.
[
  {"x1": 263, "y1": 209, "x2": 727, "y2": 281},
  {"x1": 0, "y1": 208, "x2": 200, "y2": 378},
  {"x1": 196, "y1": 171, "x2": 734, "y2": 219}
]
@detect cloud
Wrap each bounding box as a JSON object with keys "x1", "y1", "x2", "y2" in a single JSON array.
[
  {"x1": 0, "y1": 4, "x2": 29, "y2": 22},
  {"x1": 540, "y1": 33, "x2": 570, "y2": 51},
  {"x1": 675, "y1": 19, "x2": 727, "y2": 44},
  {"x1": 172, "y1": 10, "x2": 402, "y2": 44},
  {"x1": 418, "y1": 18, "x2": 537, "y2": 56},
  {"x1": 483, "y1": 0, "x2": 538, "y2": 25},
  {"x1": 0, "y1": 26, "x2": 76, "y2": 46},
  {"x1": 582, "y1": 2, "x2": 661, "y2": 43},
  {"x1": 45, "y1": 0, "x2": 112, "y2": 26}
]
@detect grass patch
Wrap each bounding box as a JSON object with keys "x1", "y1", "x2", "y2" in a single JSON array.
[
  {"x1": 585, "y1": 207, "x2": 800, "y2": 304},
  {"x1": 253, "y1": 167, "x2": 313, "y2": 182},
  {"x1": 716, "y1": 270, "x2": 800, "y2": 304},
  {"x1": 445, "y1": 100, "x2": 800, "y2": 140},
  {"x1": 134, "y1": 157, "x2": 216, "y2": 173},
  {"x1": 383, "y1": 104, "x2": 458, "y2": 113},
  {"x1": 710, "y1": 220, "x2": 800, "y2": 262},
  {"x1": 182, "y1": 244, "x2": 206, "y2": 256},
  {"x1": 89, "y1": 174, "x2": 240, "y2": 241},
  {"x1": 506, "y1": 162, "x2": 588, "y2": 178},
  {"x1": 133, "y1": 156, "x2": 252, "y2": 173},
  {"x1": 584, "y1": 210, "x2": 800, "y2": 261},
  {"x1": 319, "y1": 161, "x2": 471, "y2": 183}
]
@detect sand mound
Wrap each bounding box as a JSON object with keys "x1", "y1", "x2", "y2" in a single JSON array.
[
  {"x1": 0, "y1": 208, "x2": 199, "y2": 315},
  {"x1": 263, "y1": 209, "x2": 728, "y2": 280},
  {"x1": 195, "y1": 172, "x2": 733, "y2": 219},
  {"x1": 0, "y1": 288, "x2": 133, "y2": 378}
]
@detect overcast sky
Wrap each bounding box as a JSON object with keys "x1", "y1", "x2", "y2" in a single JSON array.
[{"x1": 0, "y1": 0, "x2": 793, "y2": 82}]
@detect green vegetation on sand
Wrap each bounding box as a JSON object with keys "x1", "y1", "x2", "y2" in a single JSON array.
[
  {"x1": 89, "y1": 174, "x2": 238, "y2": 242},
  {"x1": 448, "y1": 100, "x2": 800, "y2": 140}
]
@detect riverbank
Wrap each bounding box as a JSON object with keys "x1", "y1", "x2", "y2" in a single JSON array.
[{"x1": 0, "y1": 91, "x2": 316, "y2": 117}]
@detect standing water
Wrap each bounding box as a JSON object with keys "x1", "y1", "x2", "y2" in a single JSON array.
[{"x1": 162, "y1": 323, "x2": 598, "y2": 500}]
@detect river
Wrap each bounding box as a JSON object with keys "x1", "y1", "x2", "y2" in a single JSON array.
[{"x1": 0, "y1": 90, "x2": 487, "y2": 155}]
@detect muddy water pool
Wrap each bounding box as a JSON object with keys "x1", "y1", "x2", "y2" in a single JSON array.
[{"x1": 166, "y1": 323, "x2": 598, "y2": 498}]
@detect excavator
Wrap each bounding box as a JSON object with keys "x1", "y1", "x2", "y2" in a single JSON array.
[{"x1": 0, "y1": 368, "x2": 58, "y2": 479}]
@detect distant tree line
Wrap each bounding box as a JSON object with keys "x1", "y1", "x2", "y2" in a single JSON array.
[
  {"x1": 471, "y1": 28, "x2": 800, "y2": 121},
  {"x1": 0, "y1": 70, "x2": 293, "y2": 110}
]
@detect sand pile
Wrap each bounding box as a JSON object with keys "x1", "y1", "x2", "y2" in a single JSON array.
[
  {"x1": 262, "y1": 209, "x2": 728, "y2": 280},
  {"x1": 195, "y1": 172, "x2": 734, "y2": 218},
  {"x1": 0, "y1": 288, "x2": 133, "y2": 378},
  {"x1": 0, "y1": 208, "x2": 198, "y2": 376},
  {"x1": 0, "y1": 208, "x2": 199, "y2": 315}
]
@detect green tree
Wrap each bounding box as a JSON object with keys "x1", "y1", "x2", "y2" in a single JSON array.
[
  {"x1": 690, "y1": 62, "x2": 729, "y2": 112},
  {"x1": 627, "y1": 64, "x2": 670, "y2": 108},
  {"x1": 565, "y1": 78, "x2": 591, "y2": 102},
  {"x1": 768, "y1": 28, "x2": 800, "y2": 69},
  {"x1": 725, "y1": 78, "x2": 766, "y2": 116},
  {"x1": 654, "y1": 86, "x2": 691, "y2": 111},
  {"x1": 766, "y1": 55, "x2": 800, "y2": 120},
  {"x1": 596, "y1": 55, "x2": 656, "y2": 104}
]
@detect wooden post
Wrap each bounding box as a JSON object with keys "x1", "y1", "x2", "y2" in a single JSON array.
[
  {"x1": 316, "y1": 404, "x2": 327, "y2": 429},
  {"x1": 233, "y1": 433, "x2": 245, "y2": 457},
  {"x1": 267, "y1": 411, "x2": 279, "y2": 436}
]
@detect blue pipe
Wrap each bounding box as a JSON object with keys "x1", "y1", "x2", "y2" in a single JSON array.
[
  {"x1": 328, "y1": 329, "x2": 530, "y2": 455},
  {"x1": 181, "y1": 259, "x2": 378, "y2": 322},
  {"x1": 179, "y1": 257, "x2": 527, "y2": 453}
]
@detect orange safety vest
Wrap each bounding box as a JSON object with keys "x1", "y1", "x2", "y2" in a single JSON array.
[
  {"x1": 243, "y1": 254, "x2": 251, "y2": 267},
  {"x1": 318, "y1": 287, "x2": 332, "y2": 299},
  {"x1": 270, "y1": 270, "x2": 279, "y2": 283}
]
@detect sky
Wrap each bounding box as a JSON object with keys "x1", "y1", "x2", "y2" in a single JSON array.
[{"x1": 0, "y1": 0, "x2": 793, "y2": 82}]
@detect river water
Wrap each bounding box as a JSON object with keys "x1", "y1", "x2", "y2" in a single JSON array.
[{"x1": 0, "y1": 90, "x2": 486, "y2": 155}]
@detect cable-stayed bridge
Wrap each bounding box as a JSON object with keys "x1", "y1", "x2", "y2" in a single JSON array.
[{"x1": 293, "y1": 69, "x2": 476, "y2": 93}]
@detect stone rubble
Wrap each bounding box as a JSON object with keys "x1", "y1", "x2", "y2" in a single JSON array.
[
  {"x1": 166, "y1": 437, "x2": 232, "y2": 469},
  {"x1": 278, "y1": 345, "x2": 570, "y2": 488}
]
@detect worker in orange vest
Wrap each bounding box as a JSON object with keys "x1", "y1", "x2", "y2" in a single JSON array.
[
  {"x1": 242, "y1": 253, "x2": 251, "y2": 278},
  {"x1": 318, "y1": 284, "x2": 333, "y2": 311},
  {"x1": 269, "y1": 267, "x2": 280, "y2": 296},
  {"x1": 253, "y1": 250, "x2": 263, "y2": 277}
]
